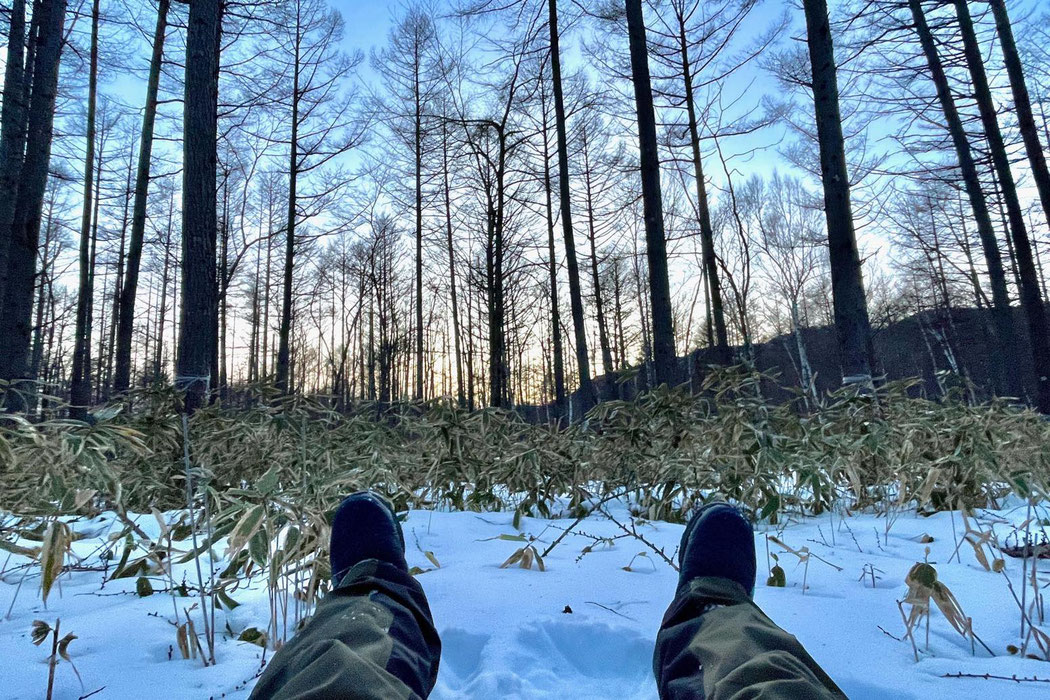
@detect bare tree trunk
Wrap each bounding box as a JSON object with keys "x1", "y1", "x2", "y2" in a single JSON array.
[
  {"x1": 955, "y1": 0, "x2": 1050, "y2": 412},
  {"x1": 105, "y1": 127, "x2": 135, "y2": 399},
  {"x1": 625, "y1": 0, "x2": 677, "y2": 388},
  {"x1": 1033, "y1": 212, "x2": 1049, "y2": 301},
  {"x1": 676, "y1": 8, "x2": 729, "y2": 363},
  {"x1": 414, "y1": 44, "x2": 425, "y2": 401},
  {"x1": 276, "y1": 22, "x2": 300, "y2": 395},
  {"x1": 176, "y1": 0, "x2": 221, "y2": 412},
  {"x1": 993, "y1": 171, "x2": 1022, "y2": 292},
  {"x1": 70, "y1": 0, "x2": 101, "y2": 419},
  {"x1": 955, "y1": 196, "x2": 987, "y2": 309},
  {"x1": 0, "y1": 0, "x2": 28, "y2": 306},
  {"x1": 465, "y1": 269, "x2": 475, "y2": 409},
  {"x1": 441, "y1": 120, "x2": 465, "y2": 407},
  {"x1": 582, "y1": 137, "x2": 614, "y2": 382},
  {"x1": 909, "y1": 0, "x2": 1018, "y2": 399},
  {"x1": 218, "y1": 178, "x2": 230, "y2": 398},
  {"x1": 248, "y1": 240, "x2": 261, "y2": 384},
  {"x1": 632, "y1": 233, "x2": 654, "y2": 389},
  {"x1": 89, "y1": 133, "x2": 104, "y2": 404},
  {"x1": 802, "y1": 0, "x2": 876, "y2": 388},
  {"x1": 262, "y1": 189, "x2": 274, "y2": 379},
  {"x1": 486, "y1": 199, "x2": 503, "y2": 407},
  {"x1": 495, "y1": 139, "x2": 509, "y2": 407},
  {"x1": 539, "y1": 100, "x2": 567, "y2": 416},
  {"x1": 155, "y1": 194, "x2": 174, "y2": 382},
  {"x1": 367, "y1": 288, "x2": 375, "y2": 400},
  {"x1": 30, "y1": 196, "x2": 56, "y2": 411},
  {"x1": 549, "y1": 0, "x2": 596, "y2": 412},
  {"x1": 114, "y1": 0, "x2": 168, "y2": 394},
  {"x1": 0, "y1": 0, "x2": 67, "y2": 411},
  {"x1": 989, "y1": 0, "x2": 1050, "y2": 230},
  {"x1": 612, "y1": 257, "x2": 627, "y2": 372}
]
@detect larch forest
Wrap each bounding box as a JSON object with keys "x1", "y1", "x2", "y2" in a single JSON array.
[{"x1": 2, "y1": 1, "x2": 1050, "y2": 698}]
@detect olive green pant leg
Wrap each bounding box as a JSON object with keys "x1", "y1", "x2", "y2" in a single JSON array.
[
  {"x1": 250, "y1": 560, "x2": 440, "y2": 700},
  {"x1": 653, "y1": 577, "x2": 846, "y2": 700}
]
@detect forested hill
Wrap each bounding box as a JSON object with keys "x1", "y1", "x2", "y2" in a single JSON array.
[{"x1": 546, "y1": 306, "x2": 1036, "y2": 415}]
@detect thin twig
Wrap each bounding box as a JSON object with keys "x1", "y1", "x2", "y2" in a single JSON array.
[
  {"x1": 598, "y1": 505, "x2": 678, "y2": 571},
  {"x1": 878, "y1": 624, "x2": 904, "y2": 642},
  {"x1": 541, "y1": 488, "x2": 627, "y2": 558},
  {"x1": 584, "y1": 600, "x2": 637, "y2": 621},
  {"x1": 941, "y1": 672, "x2": 1050, "y2": 684}
]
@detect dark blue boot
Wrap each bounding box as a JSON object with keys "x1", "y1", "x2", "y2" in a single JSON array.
[
  {"x1": 677, "y1": 502, "x2": 757, "y2": 596},
  {"x1": 330, "y1": 491, "x2": 407, "y2": 584}
]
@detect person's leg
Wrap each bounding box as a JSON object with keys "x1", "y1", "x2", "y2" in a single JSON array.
[
  {"x1": 653, "y1": 504, "x2": 844, "y2": 700},
  {"x1": 250, "y1": 493, "x2": 441, "y2": 700}
]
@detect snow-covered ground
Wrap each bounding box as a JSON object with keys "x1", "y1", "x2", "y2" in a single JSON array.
[{"x1": 2, "y1": 501, "x2": 1049, "y2": 699}]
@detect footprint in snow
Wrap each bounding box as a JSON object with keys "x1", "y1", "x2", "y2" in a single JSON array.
[{"x1": 433, "y1": 619, "x2": 656, "y2": 699}]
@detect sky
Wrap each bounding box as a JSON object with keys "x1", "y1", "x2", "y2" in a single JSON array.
[{"x1": 336, "y1": 0, "x2": 395, "y2": 56}]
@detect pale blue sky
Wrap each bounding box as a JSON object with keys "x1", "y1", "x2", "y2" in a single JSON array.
[{"x1": 336, "y1": 0, "x2": 395, "y2": 57}]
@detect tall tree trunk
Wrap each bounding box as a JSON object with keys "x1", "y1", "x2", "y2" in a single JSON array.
[
  {"x1": 176, "y1": 0, "x2": 221, "y2": 412},
  {"x1": 441, "y1": 120, "x2": 465, "y2": 407},
  {"x1": 248, "y1": 248, "x2": 261, "y2": 384},
  {"x1": 676, "y1": 8, "x2": 729, "y2": 363},
  {"x1": 989, "y1": 0, "x2": 1050, "y2": 230},
  {"x1": 909, "y1": 0, "x2": 1019, "y2": 399},
  {"x1": 114, "y1": 0, "x2": 168, "y2": 394},
  {"x1": 70, "y1": 0, "x2": 101, "y2": 419},
  {"x1": 366, "y1": 288, "x2": 375, "y2": 400},
  {"x1": 414, "y1": 44, "x2": 425, "y2": 401},
  {"x1": 218, "y1": 179, "x2": 230, "y2": 398},
  {"x1": 956, "y1": 0, "x2": 1050, "y2": 412},
  {"x1": 802, "y1": 0, "x2": 876, "y2": 388},
  {"x1": 993, "y1": 172, "x2": 1022, "y2": 292},
  {"x1": 0, "y1": 0, "x2": 67, "y2": 411},
  {"x1": 495, "y1": 138, "x2": 509, "y2": 407},
  {"x1": 143, "y1": 276, "x2": 154, "y2": 381},
  {"x1": 625, "y1": 0, "x2": 677, "y2": 388},
  {"x1": 276, "y1": 25, "x2": 300, "y2": 395},
  {"x1": 356, "y1": 273, "x2": 367, "y2": 400},
  {"x1": 155, "y1": 195, "x2": 174, "y2": 381},
  {"x1": 581, "y1": 130, "x2": 614, "y2": 381},
  {"x1": 632, "y1": 233, "x2": 654, "y2": 388},
  {"x1": 30, "y1": 197, "x2": 55, "y2": 411},
  {"x1": 1033, "y1": 215, "x2": 1049, "y2": 301},
  {"x1": 955, "y1": 196, "x2": 987, "y2": 309},
  {"x1": 89, "y1": 133, "x2": 105, "y2": 404},
  {"x1": 486, "y1": 198, "x2": 501, "y2": 408},
  {"x1": 548, "y1": 0, "x2": 596, "y2": 412},
  {"x1": 464, "y1": 268, "x2": 475, "y2": 409},
  {"x1": 0, "y1": 0, "x2": 28, "y2": 306},
  {"x1": 262, "y1": 191, "x2": 273, "y2": 379},
  {"x1": 612, "y1": 258, "x2": 627, "y2": 371},
  {"x1": 105, "y1": 128, "x2": 135, "y2": 399},
  {"x1": 540, "y1": 94, "x2": 567, "y2": 416}
]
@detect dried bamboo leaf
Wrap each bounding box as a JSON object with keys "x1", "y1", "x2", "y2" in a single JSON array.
[
  {"x1": 31, "y1": 620, "x2": 51, "y2": 646},
  {"x1": 39, "y1": 521, "x2": 71, "y2": 604},
  {"x1": 57, "y1": 633, "x2": 77, "y2": 661},
  {"x1": 499, "y1": 548, "x2": 524, "y2": 568}
]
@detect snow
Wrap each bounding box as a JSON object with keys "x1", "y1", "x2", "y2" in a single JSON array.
[{"x1": 2, "y1": 501, "x2": 1049, "y2": 699}]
